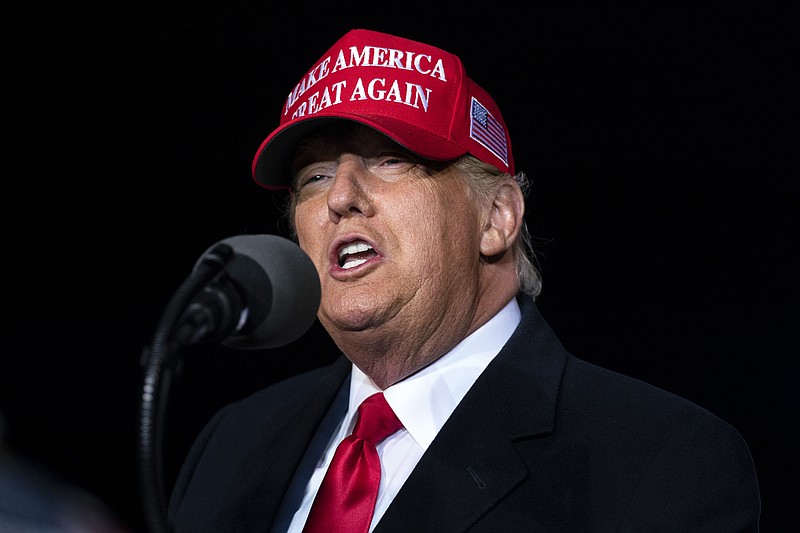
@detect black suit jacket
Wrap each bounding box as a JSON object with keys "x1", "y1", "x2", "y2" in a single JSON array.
[{"x1": 169, "y1": 295, "x2": 761, "y2": 532}]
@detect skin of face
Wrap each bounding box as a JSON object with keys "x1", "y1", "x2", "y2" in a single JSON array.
[{"x1": 290, "y1": 124, "x2": 523, "y2": 388}]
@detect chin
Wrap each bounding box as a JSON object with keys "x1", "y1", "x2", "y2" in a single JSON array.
[{"x1": 320, "y1": 298, "x2": 383, "y2": 333}]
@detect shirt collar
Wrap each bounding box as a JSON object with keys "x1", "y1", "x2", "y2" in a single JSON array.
[{"x1": 348, "y1": 298, "x2": 522, "y2": 449}]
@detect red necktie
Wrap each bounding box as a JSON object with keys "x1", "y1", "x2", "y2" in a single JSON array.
[{"x1": 303, "y1": 392, "x2": 404, "y2": 533}]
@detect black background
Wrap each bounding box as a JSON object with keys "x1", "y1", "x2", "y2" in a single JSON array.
[{"x1": 4, "y1": 2, "x2": 797, "y2": 531}]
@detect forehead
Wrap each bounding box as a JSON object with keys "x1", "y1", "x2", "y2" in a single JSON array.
[{"x1": 290, "y1": 123, "x2": 414, "y2": 168}]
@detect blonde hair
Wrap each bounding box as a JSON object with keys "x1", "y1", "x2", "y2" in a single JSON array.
[{"x1": 451, "y1": 155, "x2": 542, "y2": 299}]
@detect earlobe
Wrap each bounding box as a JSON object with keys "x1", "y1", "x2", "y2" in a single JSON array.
[{"x1": 479, "y1": 181, "x2": 525, "y2": 257}]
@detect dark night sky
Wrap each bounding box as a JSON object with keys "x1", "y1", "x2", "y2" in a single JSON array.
[{"x1": 4, "y1": 2, "x2": 797, "y2": 531}]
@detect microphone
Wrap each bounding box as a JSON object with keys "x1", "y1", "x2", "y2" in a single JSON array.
[
  {"x1": 175, "y1": 234, "x2": 321, "y2": 350},
  {"x1": 139, "y1": 234, "x2": 321, "y2": 532}
]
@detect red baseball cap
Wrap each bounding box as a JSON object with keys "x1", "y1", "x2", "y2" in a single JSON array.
[{"x1": 251, "y1": 29, "x2": 514, "y2": 189}]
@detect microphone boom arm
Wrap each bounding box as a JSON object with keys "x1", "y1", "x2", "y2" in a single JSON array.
[{"x1": 138, "y1": 243, "x2": 233, "y2": 533}]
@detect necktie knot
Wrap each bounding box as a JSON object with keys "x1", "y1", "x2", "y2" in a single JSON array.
[{"x1": 352, "y1": 393, "x2": 403, "y2": 445}]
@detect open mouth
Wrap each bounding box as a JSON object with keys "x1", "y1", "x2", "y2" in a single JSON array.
[{"x1": 337, "y1": 241, "x2": 378, "y2": 269}]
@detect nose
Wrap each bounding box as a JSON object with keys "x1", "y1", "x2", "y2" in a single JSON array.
[{"x1": 327, "y1": 156, "x2": 375, "y2": 223}]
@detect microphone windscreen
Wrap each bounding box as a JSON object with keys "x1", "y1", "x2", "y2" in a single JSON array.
[{"x1": 195, "y1": 234, "x2": 321, "y2": 350}]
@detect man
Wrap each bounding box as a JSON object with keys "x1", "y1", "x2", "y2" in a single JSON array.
[{"x1": 168, "y1": 29, "x2": 760, "y2": 532}]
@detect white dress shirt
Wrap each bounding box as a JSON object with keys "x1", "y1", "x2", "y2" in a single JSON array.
[{"x1": 287, "y1": 298, "x2": 522, "y2": 532}]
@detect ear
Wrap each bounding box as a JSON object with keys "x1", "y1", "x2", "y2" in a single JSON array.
[{"x1": 480, "y1": 180, "x2": 525, "y2": 257}]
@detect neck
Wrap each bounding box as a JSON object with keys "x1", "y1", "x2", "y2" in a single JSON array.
[{"x1": 329, "y1": 278, "x2": 519, "y2": 389}]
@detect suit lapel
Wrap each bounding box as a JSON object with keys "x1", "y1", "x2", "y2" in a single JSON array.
[
  {"x1": 269, "y1": 361, "x2": 352, "y2": 531},
  {"x1": 375, "y1": 297, "x2": 568, "y2": 532},
  {"x1": 256, "y1": 356, "x2": 352, "y2": 529}
]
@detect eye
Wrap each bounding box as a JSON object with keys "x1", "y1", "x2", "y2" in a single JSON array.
[
  {"x1": 380, "y1": 155, "x2": 412, "y2": 167},
  {"x1": 293, "y1": 163, "x2": 334, "y2": 191},
  {"x1": 370, "y1": 154, "x2": 416, "y2": 175},
  {"x1": 293, "y1": 174, "x2": 330, "y2": 195},
  {"x1": 303, "y1": 174, "x2": 328, "y2": 186}
]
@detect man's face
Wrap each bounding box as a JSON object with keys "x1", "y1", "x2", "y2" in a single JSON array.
[{"x1": 290, "y1": 124, "x2": 486, "y2": 348}]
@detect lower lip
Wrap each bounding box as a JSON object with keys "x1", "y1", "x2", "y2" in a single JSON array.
[{"x1": 329, "y1": 255, "x2": 382, "y2": 278}]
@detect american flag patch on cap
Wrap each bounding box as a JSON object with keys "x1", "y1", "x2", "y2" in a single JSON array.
[{"x1": 469, "y1": 97, "x2": 508, "y2": 166}]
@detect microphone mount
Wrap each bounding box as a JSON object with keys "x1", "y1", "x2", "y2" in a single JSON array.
[{"x1": 173, "y1": 243, "x2": 247, "y2": 348}]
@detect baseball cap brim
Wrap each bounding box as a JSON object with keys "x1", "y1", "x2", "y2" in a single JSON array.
[{"x1": 252, "y1": 112, "x2": 469, "y2": 190}]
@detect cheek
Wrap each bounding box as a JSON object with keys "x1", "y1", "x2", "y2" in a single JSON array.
[
  {"x1": 294, "y1": 197, "x2": 323, "y2": 229},
  {"x1": 293, "y1": 203, "x2": 326, "y2": 255},
  {"x1": 402, "y1": 203, "x2": 474, "y2": 265}
]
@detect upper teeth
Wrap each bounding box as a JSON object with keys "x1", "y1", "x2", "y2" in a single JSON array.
[{"x1": 338, "y1": 241, "x2": 372, "y2": 258}]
